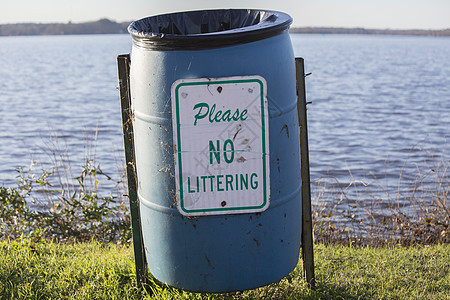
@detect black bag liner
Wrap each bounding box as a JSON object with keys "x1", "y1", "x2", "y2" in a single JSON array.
[{"x1": 128, "y1": 9, "x2": 292, "y2": 50}]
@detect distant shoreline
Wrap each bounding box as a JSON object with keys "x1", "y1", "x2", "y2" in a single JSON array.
[
  {"x1": 1, "y1": 18, "x2": 449, "y2": 37},
  {"x1": 290, "y1": 27, "x2": 450, "y2": 37}
]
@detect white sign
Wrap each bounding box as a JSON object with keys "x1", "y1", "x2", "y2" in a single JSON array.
[{"x1": 171, "y1": 76, "x2": 270, "y2": 216}]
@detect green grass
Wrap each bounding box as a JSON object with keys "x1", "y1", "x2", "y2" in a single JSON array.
[
  {"x1": 311, "y1": 244, "x2": 450, "y2": 299},
  {"x1": 0, "y1": 239, "x2": 140, "y2": 299},
  {"x1": 1, "y1": 240, "x2": 448, "y2": 299}
]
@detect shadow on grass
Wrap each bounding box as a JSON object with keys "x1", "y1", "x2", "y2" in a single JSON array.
[{"x1": 139, "y1": 272, "x2": 370, "y2": 300}]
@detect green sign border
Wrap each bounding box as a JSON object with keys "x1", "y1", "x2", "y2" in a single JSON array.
[{"x1": 173, "y1": 77, "x2": 268, "y2": 214}]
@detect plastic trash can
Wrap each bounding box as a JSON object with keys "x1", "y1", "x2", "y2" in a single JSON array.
[{"x1": 128, "y1": 9, "x2": 301, "y2": 292}]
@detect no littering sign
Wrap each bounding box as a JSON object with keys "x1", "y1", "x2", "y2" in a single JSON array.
[{"x1": 171, "y1": 75, "x2": 270, "y2": 216}]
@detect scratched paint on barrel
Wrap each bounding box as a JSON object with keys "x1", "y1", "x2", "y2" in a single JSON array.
[{"x1": 171, "y1": 76, "x2": 270, "y2": 216}]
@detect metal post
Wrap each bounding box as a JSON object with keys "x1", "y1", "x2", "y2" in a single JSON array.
[
  {"x1": 295, "y1": 57, "x2": 316, "y2": 290},
  {"x1": 117, "y1": 54, "x2": 148, "y2": 290}
]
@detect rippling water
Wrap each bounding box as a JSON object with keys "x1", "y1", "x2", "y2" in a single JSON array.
[
  {"x1": 291, "y1": 34, "x2": 449, "y2": 207},
  {"x1": 0, "y1": 34, "x2": 449, "y2": 208},
  {"x1": 0, "y1": 34, "x2": 130, "y2": 188}
]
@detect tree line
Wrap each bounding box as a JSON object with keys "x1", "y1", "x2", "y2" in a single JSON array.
[
  {"x1": 1, "y1": 18, "x2": 449, "y2": 37},
  {"x1": 0, "y1": 19, "x2": 129, "y2": 36},
  {"x1": 290, "y1": 27, "x2": 450, "y2": 37}
]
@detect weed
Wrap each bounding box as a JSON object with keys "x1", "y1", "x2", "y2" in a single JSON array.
[
  {"x1": 0, "y1": 160, "x2": 131, "y2": 243},
  {"x1": 311, "y1": 146, "x2": 449, "y2": 246}
]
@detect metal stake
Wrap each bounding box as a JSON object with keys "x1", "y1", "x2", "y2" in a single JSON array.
[
  {"x1": 296, "y1": 57, "x2": 316, "y2": 290},
  {"x1": 117, "y1": 54, "x2": 148, "y2": 290}
]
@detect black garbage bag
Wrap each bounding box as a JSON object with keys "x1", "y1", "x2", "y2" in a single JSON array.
[{"x1": 128, "y1": 9, "x2": 292, "y2": 50}]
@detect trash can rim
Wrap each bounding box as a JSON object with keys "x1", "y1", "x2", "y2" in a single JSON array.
[{"x1": 128, "y1": 9, "x2": 292, "y2": 50}]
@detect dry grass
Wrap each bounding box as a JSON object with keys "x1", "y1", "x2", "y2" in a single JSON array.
[{"x1": 311, "y1": 147, "x2": 449, "y2": 246}]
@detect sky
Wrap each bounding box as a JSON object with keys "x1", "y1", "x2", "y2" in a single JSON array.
[{"x1": 1, "y1": 0, "x2": 449, "y2": 30}]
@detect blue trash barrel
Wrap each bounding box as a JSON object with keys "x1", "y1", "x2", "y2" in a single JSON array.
[{"x1": 128, "y1": 9, "x2": 301, "y2": 292}]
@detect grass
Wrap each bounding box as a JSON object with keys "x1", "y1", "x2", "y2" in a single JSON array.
[
  {"x1": 0, "y1": 239, "x2": 139, "y2": 299},
  {"x1": 0, "y1": 134, "x2": 131, "y2": 244},
  {"x1": 311, "y1": 244, "x2": 450, "y2": 299},
  {"x1": 311, "y1": 144, "x2": 449, "y2": 246},
  {"x1": 0, "y1": 135, "x2": 448, "y2": 298},
  {"x1": 1, "y1": 239, "x2": 449, "y2": 299}
]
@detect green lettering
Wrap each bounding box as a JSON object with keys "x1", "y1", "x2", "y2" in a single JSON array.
[
  {"x1": 214, "y1": 110, "x2": 222, "y2": 122},
  {"x1": 231, "y1": 109, "x2": 240, "y2": 121},
  {"x1": 193, "y1": 102, "x2": 248, "y2": 125},
  {"x1": 240, "y1": 109, "x2": 248, "y2": 121},
  {"x1": 208, "y1": 175, "x2": 215, "y2": 192},
  {"x1": 221, "y1": 109, "x2": 232, "y2": 122},
  {"x1": 217, "y1": 175, "x2": 224, "y2": 191},
  {"x1": 193, "y1": 103, "x2": 209, "y2": 126},
  {"x1": 250, "y1": 173, "x2": 258, "y2": 189},
  {"x1": 208, "y1": 104, "x2": 216, "y2": 123},
  {"x1": 188, "y1": 177, "x2": 195, "y2": 193},
  {"x1": 201, "y1": 176, "x2": 207, "y2": 192},
  {"x1": 209, "y1": 140, "x2": 220, "y2": 164},
  {"x1": 223, "y1": 139, "x2": 234, "y2": 163},
  {"x1": 225, "y1": 175, "x2": 233, "y2": 191},
  {"x1": 240, "y1": 174, "x2": 248, "y2": 190}
]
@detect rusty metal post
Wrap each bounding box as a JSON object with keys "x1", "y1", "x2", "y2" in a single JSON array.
[
  {"x1": 117, "y1": 54, "x2": 148, "y2": 290},
  {"x1": 295, "y1": 57, "x2": 316, "y2": 290}
]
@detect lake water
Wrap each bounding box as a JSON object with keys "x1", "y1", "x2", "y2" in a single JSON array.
[
  {"x1": 291, "y1": 34, "x2": 450, "y2": 208},
  {"x1": 0, "y1": 34, "x2": 449, "y2": 213}
]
